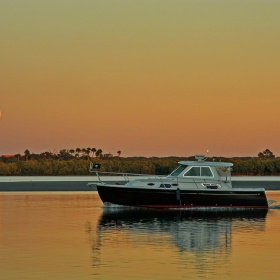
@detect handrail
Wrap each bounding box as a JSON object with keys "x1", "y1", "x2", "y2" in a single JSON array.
[
  {"x1": 89, "y1": 170, "x2": 225, "y2": 182},
  {"x1": 89, "y1": 170, "x2": 227, "y2": 188},
  {"x1": 89, "y1": 162, "x2": 231, "y2": 187},
  {"x1": 89, "y1": 170, "x2": 167, "y2": 178},
  {"x1": 90, "y1": 170, "x2": 167, "y2": 185}
]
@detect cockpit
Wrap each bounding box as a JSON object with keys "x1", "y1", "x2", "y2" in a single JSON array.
[{"x1": 168, "y1": 163, "x2": 232, "y2": 184}]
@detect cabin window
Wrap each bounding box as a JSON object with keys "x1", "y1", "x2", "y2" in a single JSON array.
[
  {"x1": 184, "y1": 167, "x2": 213, "y2": 177},
  {"x1": 169, "y1": 165, "x2": 187, "y2": 176},
  {"x1": 184, "y1": 167, "x2": 200, "y2": 176},
  {"x1": 201, "y1": 167, "x2": 213, "y2": 177}
]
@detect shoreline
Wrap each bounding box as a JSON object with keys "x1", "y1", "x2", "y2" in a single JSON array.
[{"x1": 0, "y1": 176, "x2": 280, "y2": 191}]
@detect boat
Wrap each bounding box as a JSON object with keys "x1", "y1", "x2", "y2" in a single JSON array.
[{"x1": 88, "y1": 155, "x2": 269, "y2": 209}]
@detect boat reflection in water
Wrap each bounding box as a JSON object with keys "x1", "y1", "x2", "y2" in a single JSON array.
[
  {"x1": 100, "y1": 208, "x2": 267, "y2": 249},
  {"x1": 88, "y1": 208, "x2": 268, "y2": 270}
]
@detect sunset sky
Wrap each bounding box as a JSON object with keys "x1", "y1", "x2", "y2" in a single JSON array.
[{"x1": 1, "y1": 0, "x2": 280, "y2": 157}]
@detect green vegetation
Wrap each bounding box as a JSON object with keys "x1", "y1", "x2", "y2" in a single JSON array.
[
  {"x1": 0, "y1": 157, "x2": 178, "y2": 176},
  {"x1": 258, "y1": 149, "x2": 275, "y2": 160},
  {"x1": 0, "y1": 148, "x2": 279, "y2": 176}
]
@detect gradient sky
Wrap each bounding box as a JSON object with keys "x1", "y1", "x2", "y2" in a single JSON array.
[{"x1": 1, "y1": 0, "x2": 280, "y2": 157}]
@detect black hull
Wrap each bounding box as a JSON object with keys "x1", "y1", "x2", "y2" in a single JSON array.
[{"x1": 97, "y1": 185, "x2": 268, "y2": 209}]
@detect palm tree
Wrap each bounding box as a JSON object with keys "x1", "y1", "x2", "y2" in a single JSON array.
[
  {"x1": 81, "y1": 148, "x2": 87, "y2": 158},
  {"x1": 95, "y1": 149, "x2": 103, "y2": 158},
  {"x1": 24, "y1": 150, "x2": 30, "y2": 161},
  {"x1": 117, "y1": 151, "x2": 121, "y2": 157},
  {"x1": 14, "y1": 154, "x2": 21, "y2": 161},
  {"x1": 86, "y1": 148, "x2": 91, "y2": 160},
  {"x1": 91, "y1": 148, "x2": 97, "y2": 159},
  {"x1": 76, "y1": 148, "x2": 81, "y2": 158}
]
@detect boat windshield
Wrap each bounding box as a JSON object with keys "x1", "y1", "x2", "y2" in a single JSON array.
[{"x1": 169, "y1": 165, "x2": 187, "y2": 176}]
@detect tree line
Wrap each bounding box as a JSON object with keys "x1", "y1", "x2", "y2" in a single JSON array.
[
  {"x1": 7, "y1": 148, "x2": 121, "y2": 162},
  {"x1": 0, "y1": 149, "x2": 280, "y2": 176}
]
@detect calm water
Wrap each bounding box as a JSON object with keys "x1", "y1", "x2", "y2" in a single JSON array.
[{"x1": 1, "y1": 192, "x2": 280, "y2": 280}]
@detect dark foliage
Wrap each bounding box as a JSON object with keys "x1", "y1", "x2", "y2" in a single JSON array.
[{"x1": 1, "y1": 156, "x2": 280, "y2": 176}]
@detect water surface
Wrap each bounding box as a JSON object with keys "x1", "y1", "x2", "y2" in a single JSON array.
[{"x1": 1, "y1": 191, "x2": 280, "y2": 279}]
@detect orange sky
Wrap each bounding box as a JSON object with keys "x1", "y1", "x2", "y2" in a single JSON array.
[{"x1": 1, "y1": 0, "x2": 280, "y2": 157}]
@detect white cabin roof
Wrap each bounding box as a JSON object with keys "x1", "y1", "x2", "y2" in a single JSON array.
[{"x1": 178, "y1": 161, "x2": 233, "y2": 167}]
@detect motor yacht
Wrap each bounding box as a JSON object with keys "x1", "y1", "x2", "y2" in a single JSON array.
[{"x1": 88, "y1": 155, "x2": 269, "y2": 209}]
